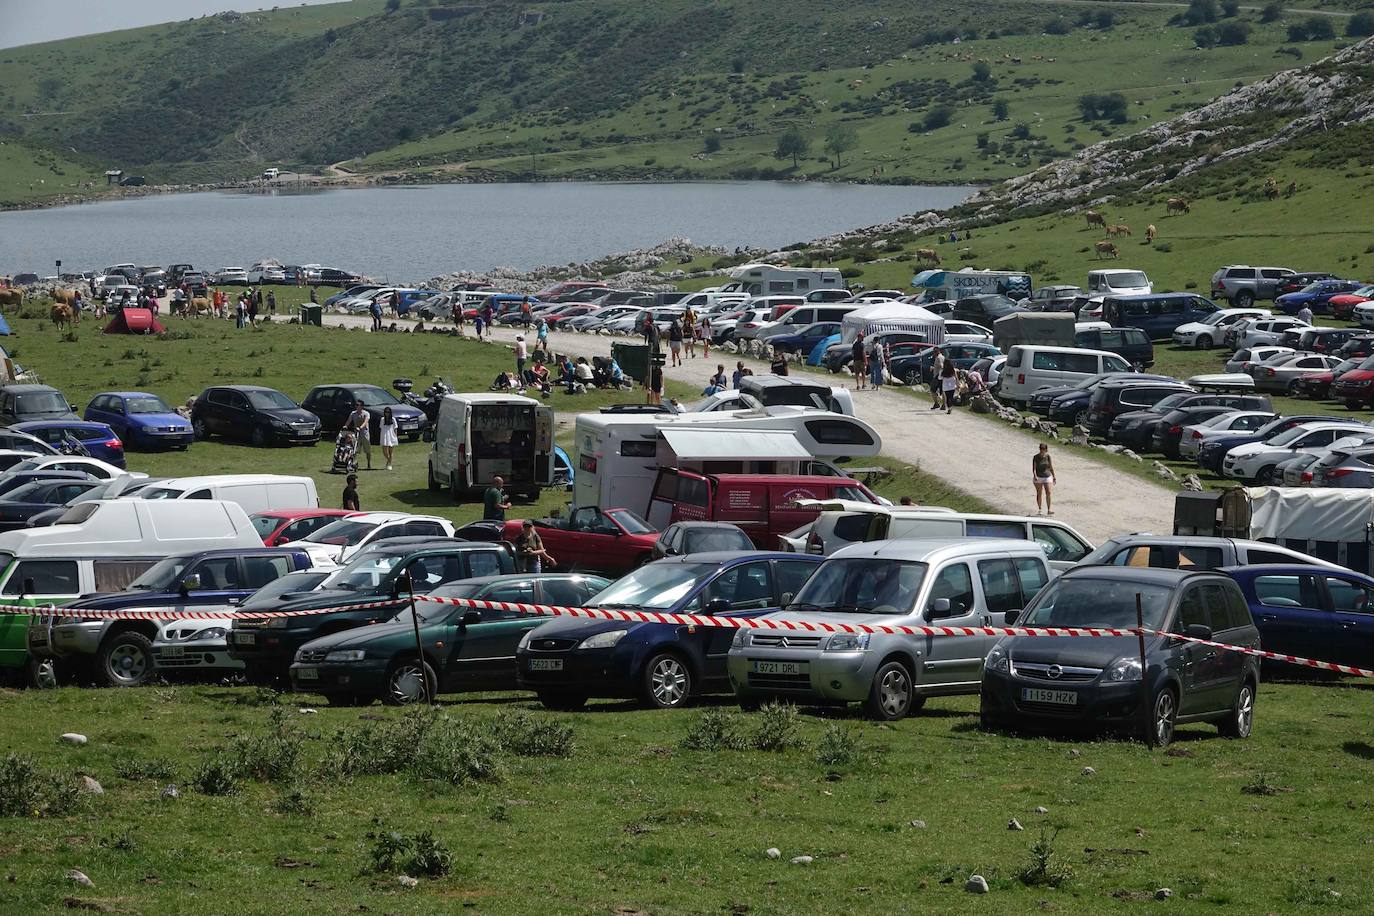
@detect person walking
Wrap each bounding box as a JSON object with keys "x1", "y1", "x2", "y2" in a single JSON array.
[
  {"x1": 482, "y1": 301, "x2": 495, "y2": 338},
  {"x1": 515, "y1": 519, "x2": 555, "y2": 573},
  {"x1": 267, "y1": 289, "x2": 276, "y2": 316},
  {"x1": 851, "y1": 332, "x2": 867, "y2": 390},
  {"x1": 347, "y1": 399, "x2": 374, "y2": 470},
  {"x1": 342, "y1": 473, "x2": 360, "y2": 511},
  {"x1": 683, "y1": 306, "x2": 697, "y2": 358},
  {"x1": 520, "y1": 296, "x2": 533, "y2": 330},
  {"x1": 254, "y1": 287, "x2": 264, "y2": 320},
  {"x1": 648, "y1": 362, "x2": 664, "y2": 406},
  {"x1": 246, "y1": 288, "x2": 258, "y2": 325},
  {"x1": 389, "y1": 289, "x2": 400, "y2": 318},
  {"x1": 700, "y1": 315, "x2": 712, "y2": 358},
  {"x1": 369, "y1": 297, "x2": 383, "y2": 332},
  {"x1": 514, "y1": 335, "x2": 528, "y2": 387},
  {"x1": 869, "y1": 340, "x2": 887, "y2": 389},
  {"x1": 483, "y1": 475, "x2": 511, "y2": 521},
  {"x1": 668, "y1": 318, "x2": 684, "y2": 367},
  {"x1": 536, "y1": 317, "x2": 549, "y2": 354},
  {"x1": 1297, "y1": 304, "x2": 1314, "y2": 326},
  {"x1": 732, "y1": 361, "x2": 746, "y2": 389},
  {"x1": 940, "y1": 358, "x2": 958, "y2": 414},
  {"x1": 928, "y1": 348, "x2": 946, "y2": 409},
  {"x1": 234, "y1": 294, "x2": 246, "y2": 329},
  {"x1": 1032, "y1": 443, "x2": 1057, "y2": 515},
  {"x1": 379, "y1": 406, "x2": 398, "y2": 471}
]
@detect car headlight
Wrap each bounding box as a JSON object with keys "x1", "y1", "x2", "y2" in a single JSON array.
[
  {"x1": 518, "y1": 629, "x2": 534, "y2": 650},
  {"x1": 731, "y1": 629, "x2": 750, "y2": 648},
  {"x1": 1105, "y1": 656, "x2": 1143, "y2": 682},
  {"x1": 985, "y1": 644, "x2": 1010, "y2": 672},
  {"x1": 264, "y1": 616, "x2": 289, "y2": 629},
  {"x1": 577, "y1": 629, "x2": 627, "y2": 650},
  {"x1": 826, "y1": 633, "x2": 870, "y2": 652},
  {"x1": 324, "y1": 649, "x2": 366, "y2": 662},
  {"x1": 189, "y1": 627, "x2": 226, "y2": 641}
]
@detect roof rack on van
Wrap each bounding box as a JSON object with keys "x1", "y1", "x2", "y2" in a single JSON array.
[{"x1": 1186, "y1": 373, "x2": 1255, "y2": 392}]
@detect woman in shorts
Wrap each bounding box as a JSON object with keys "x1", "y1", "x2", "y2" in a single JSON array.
[{"x1": 1032, "y1": 443, "x2": 1057, "y2": 516}]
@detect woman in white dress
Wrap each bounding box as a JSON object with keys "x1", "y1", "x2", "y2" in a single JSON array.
[{"x1": 379, "y1": 406, "x2": 399, "y2": 470}]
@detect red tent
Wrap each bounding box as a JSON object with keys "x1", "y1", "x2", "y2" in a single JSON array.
[{"x1": 103, "y1": 307, "x2": 166, "y2": 335}]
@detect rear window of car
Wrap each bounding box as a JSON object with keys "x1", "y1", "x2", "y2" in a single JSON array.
[
  {"x1": 832, "y1": 514, "x2": 874, "y2": 543},
  {"x1": 1227, "y1": 268, "x2": 1256, "y2": 280}
]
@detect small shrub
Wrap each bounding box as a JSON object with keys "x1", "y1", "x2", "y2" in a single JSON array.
[
  {"x1": 272, "y1": 783, "x2": 316, "y2": 816},
  {"x1": 114, "y1": 756, "x2": 179, "y2": 782},
  {"x1": 368, "y1": 829, "x2": 453, "y2": 878},
  {"x1": 0, "y1": 754, "x2": 84, "y2": 818},
  {"x1": 840, "y1": 267, "x2": 864, "y2": 279},
  {"x1": 100, "y1": 830, "x2": 137, "y2": 852},
  {"x1": 1015, "y1": 827, "x2": 1073, "y2": 888},
  {"x1": 230, "y1": 708, "x2": 303, "y2": 782},
  {"x1": 1184, "y1": 280, "x2": 1197, "y2": 289},
  {"x1": 191, "y1": 755, "x2": 241, "y2": 797},
  {"x1": 751, "y1": 702, "x2": 800, "y2": 752},
  {"x1": 815, "y1": 723, "x2": 862, "y2": 767},
  {"x1": 681, "y1": 708, "x2": 749, "y2": 751},
  {"x1": 324, "y1": 708, "x2": 436, "y2": 777},
  {"x1": 412, "y1": 717, "x2": 503, "y2": 786},
  {"x1": 490, "y1": 711, "x2": 575, "y2": 758}
]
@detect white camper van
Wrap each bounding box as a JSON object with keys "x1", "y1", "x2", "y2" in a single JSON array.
[
  {"x1": 428, "y1": 393, "x2": 555, "y2": 500},
  {"x1": 137, "y1": 474, "x2": 319, "y2": 513},
  {"x1": 718, "y1": 263, "x2": 844, "y2": 297}
]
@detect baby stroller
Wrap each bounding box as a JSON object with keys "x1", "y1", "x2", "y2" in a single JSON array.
[{"x1": 331, "y1": 428, "x2": 358, "y2": 474}]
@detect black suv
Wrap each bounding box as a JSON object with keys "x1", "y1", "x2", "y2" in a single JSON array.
[
  {"x1": 1106, "y1": 391, "x2": 1271, "y2": 449},
  {"x1": 190, "y1": 385, "x2": 320, "y2": 446},
  {"x1": 1083, "y1": 380, "x2": 1192, "y2": 436},
  {"x1": 952, "y1": 294, "x2": 1026, "y2": 326},
  {"x1": 0, "y1": 384, "x2": 78, "y2": 425},
  {"x1": 228, "y1": 540, "x2": 515, "y2": 683},
  {"x1": 980, "y1": 566, "x2": 1260, "y2": 747}
]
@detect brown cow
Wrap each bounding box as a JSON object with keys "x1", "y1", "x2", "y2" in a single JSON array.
[
  {"x1": 0, "y1": 289, "x2": 22, "y2": 307},
  {"x1": 1146, "y1": 224, "x2": 1157, "y2": 243},
  {"x1": 51, "y1": 303, "x2": 74, "y2": 328},
  {"x1": 915, "y1": 247, "x2": 941, "y2": 265},
  {"x1": 1094, "y1": 241, "x2": 1119, "y2": 259},
  {"x1": 1084, "y1": 210, "x2": 1107, "y2": 229},
  {"x1": 51, "y1": 289, "x2": 79, "y2": 307},
  {"x1": 1166, "y1": 197, "x2": 1190, "y2": 214},
  {"x1": 1106, "y1": 224, "x2": 1132, "y2": 237},
  {"x1": 188, "y1": 296, "x2": 212, "y2": 316}
]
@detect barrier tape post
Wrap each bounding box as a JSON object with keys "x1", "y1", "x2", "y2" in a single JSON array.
[
  {"x1": 1136, "y1": 593, "x2": 1152, "y2": 747},
  {"x1": 402, "y1": 565, "x2": 430, "y2": 706}
]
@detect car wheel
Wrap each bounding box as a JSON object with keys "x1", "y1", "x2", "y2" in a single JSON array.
[
  {"x1": 863, "y1": 660, "x2": 915, "y2": 721},
  {"x1": 28, "y1": 656, "x2": 59, "y2": 690},
  {"x1": 99, "y1": 630, "x2": 154, "y2": 688},
  {"x1": 1236, "y1": 291, "x2": 1254, "y2": 308},
  {"x1": 1256, "y1": 465, "x2": 1278, "y2": 485},
  {"x1": 383, "y1": 658, "x2": 437, "y2": 706},
  {"x1": 1146, "y1": 686, "x2": 1178, "y2": 747},
  {"x1": 1286, "y1": 379, "x2": 1302, "y2": 396},
  {"x1": 192, "y1": 418, "x2": 209, "y2": 440},
  {"x1": 1073, "y1": 408, "x2": 1089, "y2": 428},
  {"x1": 640, "y1": 652, "x2": 692, "y2": 709},
  {"x1": 1218, "y1": 680, "x2": 1255, "y2": 739},
  {"x1": 427, "y1": 464, "x2": 441, "y2": 492},
  {"x1": 536, "y1": 691, "x2": 588, "y2": 711},
  {"x1": 1195, "y1": 335, "x2": 1212, "y2": 350},
  {"x1": 250, "y1": 425, "x2": 268, "y2": 448}
]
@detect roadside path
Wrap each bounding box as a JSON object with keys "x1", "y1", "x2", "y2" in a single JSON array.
[{"x1": 320, "y1": 312, "x2": 1172, "y2": 544}]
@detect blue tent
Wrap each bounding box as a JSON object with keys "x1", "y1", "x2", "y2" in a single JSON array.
[
  {"x1": 808, "y1": 333, "x2": 839, "y2": 366},
  {"x1": 0, "y1": 313, "x2": 12, "y2": 335},
  {"x1": 553, "y1": 445, "x2": 574, "y2": 489}
]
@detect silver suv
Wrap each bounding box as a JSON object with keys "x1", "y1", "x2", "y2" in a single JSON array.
[
  {"x1": 1210, "y1": 265, "x2": 1295, "y2": 307},
  {"x1": 726, "y1": 539, "x2": 1051, "y2": 720}
]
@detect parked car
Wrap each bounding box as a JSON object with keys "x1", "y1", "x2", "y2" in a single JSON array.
[
  {"x1": 0, "y1": 477, "x2": 104, "y2": 530},
  {"x1": 228, "y1": 540, "x2": 515, "y2": 682},
  {"x1": 1250, "y1": 353, "x2": 1344, "y2": 395},
  {"x1": 1222, "y1": 422, "x2": 1374, "y2": 483},
  {"x1": 1108, "y1": 391, "x2": 1271, "y2": 450},
  {"x1": 11, "y1": 420, "x2": 125, "y2": 468},
  {"x1": 1073, "y1": 326, "x2": 1154, "y2": 368},
  {"x1": 190, "y1": 385, "x2": 321, "y2": 446},
  {"x1": 214, "y1": 267, "x2": 250, "y2": 286},
  {"x1": 287, "y1": 511, "x2": 456, "y2": 566},
  {"x1": 1330, "y1": 355, "x2": 1374, "y2": 409},
  {"x1": 1291, "y1": 359, "x2": 1360, "y2": 400},
  {"x1": 1311, "y1": 444, "x2": 1374, "y2": 488},
  {"x1": 1336, "y1": 334, "x2": 1374, "y2": 361},
  {"x1": 1276, "y1": 279, "x2": 1365, "y2": 315},
  {"x1": 1276, "y1": 451, "x2": 1324, "y2": 486},
  {"x1": 3, "y1": 454, "x2": 132, "y2": 480},
  {"x1": 1329, "y1": 285, "x2": 1374, "y2": 320},
  {"x1": 501, "y1": 506, "x2": 658, "y2": 576},
  {"x1": 1296, "y1": 327, "x2": 1359, "y2": 355},
  {"x1": 768, "y1": 322, "x2": 843, "y2": 355},
  {"x1": 0, "y1": 469, "x2": 91, "y2": 500},
  {"x1": 952, "y1": 294, "x2": 1027, "y2": 326},
  {"x1": 518, "y1": 552, "x2": 824, "y2": 710},
  {"x1": 727, "y1": 539, "x2": 1050, "y2": 720},
  {"x1": 1177, "y1": 411, "x2": 1276, "y2": 460},
  {"x1": 1210, "y1": 265, "x2": 1295, "y2": 307},
  {"x1": 1101, "y1": 292, "x2": 1218, "y2": 340},
  {"x1": 1275, "y1": 272, "x2": 1337, "y2": 297},
  {"x1": 0, "y1": 428, "x2": 54, "y2": 456},
  {"x1": 1172, "y1": 307, "x2": 1271, "y2": 350},
  {"x1": 289, "y1": 573, "x2": 610, "y2": 705},
  {"x1": 251, "y1": 509, "x2": 360, "y2": 547},
  {"x1": 83, "y1": 391, "x2": 193, "y2": 450},
  {"x1": 890, "y1": 342, "x2": 1000, "y2": 386},
  {"x1": 980, "y1": 566, "x2": 1259, "y2": 747},
  {"x1": 1234, "y1": 317, "x2": 1310, "y2": 350},
  {"x1": 1226, "y1": 565, "x2": 1374, "y2": 669},
  {"x1": 1150, "y1": 405, "x2": 1243, "y2": 458},
  {"x1": 1023, "y1": 285, "x2": 1084, "y2": 311},
  {"x1": 1195, "y1": 414, "x2": 1355, "y2": 474},
  {"x1": 651, "y1": 522, "x2": 754, "y2": 560},
  {"x1": 300, "y1": 383, "x2": 427, "y2": 442},
  {"x1": 1224, "y1": 345, "x2": 1294, "y2": 374},
  {"x1": 0, "y1": 385, "x2": 77, "y2": 425}
]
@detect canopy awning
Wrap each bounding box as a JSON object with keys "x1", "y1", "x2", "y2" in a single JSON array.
[{"x1": 661, "y1": 428, "x2": 811, "y2": 460}]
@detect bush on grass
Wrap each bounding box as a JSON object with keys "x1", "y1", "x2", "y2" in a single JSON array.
[{"x1": 0, "y1": 754, "x2": 85, "y2": 818}]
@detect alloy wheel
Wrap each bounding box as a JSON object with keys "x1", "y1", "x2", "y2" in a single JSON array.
[
  {"x1": 107, "y1": 642, "x2": 149, "y2": 686},
  {"x1": 1152, "y1": 689, "x2": 1176, "y2": 747},
  {"x1": 878, "y1": 666, "x2": 911, "y2": 718},
  {"x1": 649, "y1": 656, "x2": 689, "y2": 707}
]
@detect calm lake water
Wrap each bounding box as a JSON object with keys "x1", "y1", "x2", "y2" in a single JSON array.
[{"x1": 0, "y1": 181, "x2": 974, "y2": 281}]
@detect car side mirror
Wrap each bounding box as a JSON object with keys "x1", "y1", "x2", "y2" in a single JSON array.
[
  {"x1": 705, "y1": 597, "x2": 731, "y2": 614},
  {"x1": 180, "y1": 574, "x2": 201, "y2": 594},
  {"x1": 461, "y1": 610, "x2": 481, "y2": 627},
  {"x1": 20, "y1": 577, "x2": 34, "y2": 599},
  {"x1": 1004, "y1": 609, "x2": 1020, "y2": 626},
  {"x1": 391, "y1": 573, "x2": 412, "y2": 600},
  {"x1": 927, "y1": 597, "x2": 954, "y2": 619},
  {"x1": 1184, "y1": 623, "x2": 1213, "y2": 641},
  {"x1": 781, "y1": 592, "x2": 795, "y2": 606}
]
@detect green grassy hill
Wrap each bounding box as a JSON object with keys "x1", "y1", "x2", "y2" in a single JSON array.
[{"x1": 0, "y1": 0, "x2": 1354, "y2": 204}]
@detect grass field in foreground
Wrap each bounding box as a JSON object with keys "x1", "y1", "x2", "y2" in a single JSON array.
[{"x1": 0, "y1": 678, "x2": 1369, "y2": 913}]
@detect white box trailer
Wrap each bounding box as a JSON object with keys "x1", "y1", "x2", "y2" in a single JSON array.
[
  {"x1": 428, "y1": 393, "x2": 555, "y2": 500},
  {"x1": 573, "y1": 408, "x2": 882, "y2": 516},
  {"x1": 719, "y1": 263, "x2": 845, "y2": 297},
  {"x1": 1218, "y1": 486, "x2": 1374, "y2": 573}
]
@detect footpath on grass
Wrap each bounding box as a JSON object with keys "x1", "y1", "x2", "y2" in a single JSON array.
[{"x1": 322, "y1": 313, "x2": 1173, "y2": 544}]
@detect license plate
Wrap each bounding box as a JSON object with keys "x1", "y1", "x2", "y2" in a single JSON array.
[
  {"x1": 751, "y1": 660, "x2": 806, "y2": 676},
  {"x1": 527, "y1": 658, "x2": 563, "y2": 671},
  {"x1": 161, "y1": 646, "x2": 184, "y2": 659},
  {"x1": 1021, "y1": 687, "x2": 1077, "y2": 705},
  {"x1": 296, "y1": 667, "x2": 318, "y2": 681},
  {"x1": 231, "y1": 631, "x2": 256, "y2": 646}
]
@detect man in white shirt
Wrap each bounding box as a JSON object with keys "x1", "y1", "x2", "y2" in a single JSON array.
[
  {"x1": 347, "y1": 399, "x2": 373, "y2": 470},
  {"x1": 515, "y1": 336, "x2": 528, "y2": 388}
]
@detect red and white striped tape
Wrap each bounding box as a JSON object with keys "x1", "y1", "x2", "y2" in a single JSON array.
[{"x1": 1142, "y1": 628, "x2": 1374, "y2": 679}]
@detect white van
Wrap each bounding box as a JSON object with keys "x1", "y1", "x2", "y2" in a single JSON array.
[
  {"x1": 137, "y1": 475, "x2": 318, "y2": 513},
  {"x1": 1087, "y1": 269, "x2": 1152, "y2": 298},
  {"x1": 753, "y1": 304, "x2": 859, "y2": 341},
  {"x1": 800, "y1": 504, "x2": 1094, "y2": 571},
  {"x1": 998, "y1": 345, "x2": 1133, "y2": 405},
  {"x1": 428, "y1": 393, "x2": 555, "y2": 500}
]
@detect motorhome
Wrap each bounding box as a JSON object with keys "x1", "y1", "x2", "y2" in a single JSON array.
[
  {"x1": 912, "y1": 268, "x2": 1033, "y2": 303},
  {"x1": 428, "y1": 393, "x2": 555, "y2": 500},
  {"x1": 718, "y1": 263, "x2": 845, "y2": 297},
  {"x1": 572, "y1": 408, "x2": 882, "y2": 517}
]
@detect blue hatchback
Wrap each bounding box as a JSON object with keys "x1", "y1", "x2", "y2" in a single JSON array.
[
  {"x1": 1276, "y1": 280, "x2": 1366, "y2": 316},
  {"x1": 12, "y1": 420, "x2": 126, "y2": 467},
  {"x1": 83, "y1": 391, "x2": 194, "y2": 451},
  {"x1": 1224, "y1": 564, "x2": 1374, "y2": 669},
  {"x1": 516, "y1": 552, "x2": 824, "y2": 709}
]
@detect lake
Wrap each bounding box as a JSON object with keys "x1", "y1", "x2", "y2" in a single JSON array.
[{"x1": 0, "y1": 181, "x2": 974, "y2": 282}]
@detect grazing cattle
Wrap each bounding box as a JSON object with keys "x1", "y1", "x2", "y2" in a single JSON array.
[
  {"x1": 1166, "y1": 197, "x2": 1190, "y2": 214},
  {"x1": 1106, "y1": 224, "x2": 1132, "y2": 237},
  {"x1": 51, "y1": 289, "x2": 79, "y2": 307},
  {"x1": 1084, "y1": 210, "x2": 1107, "y2": 228},
  {"x1": 1146, "y1": 224, "x2": 1157, "y2": 243},
  {"x1": 1264, "y1": 178, "x2": 1280, "y2": 201},
  {"x1": 916, "y1": 247, "x2": 941, "y2": 265},
  {"x1": 51, "y1": 303, "x2": 74, "y2": 328},
  {"x1": 0, "y1": 289, "x2": 22, "y2": 307},
  {"x1": 188, "y1": 296, "x2": 211, "y2": 316},
  {"x1": 1094, "y1": 241, "x2": 1119, "y2": 259},
  {"x1": 1285, "y1": 181, "x2": 1297, "y2": 198}
]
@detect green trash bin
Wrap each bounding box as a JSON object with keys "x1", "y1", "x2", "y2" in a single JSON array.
[
  {"x1": 300, "y1": 304, "x2": 323, "y2": 327},
  {"x1": 612, "y1": 342, "x2": 650, "y2": 383}
]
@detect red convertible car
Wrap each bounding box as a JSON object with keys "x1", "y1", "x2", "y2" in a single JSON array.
[{"x1": 502, "y1": 506, "x2": 659, "y2": 576}]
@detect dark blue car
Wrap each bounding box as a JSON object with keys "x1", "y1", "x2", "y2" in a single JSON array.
[
  {"x1": 769, "y1": 322, "x2": 842, "y2": 355},
  {"x1": 1276, "y1": 279, "x2": 1365, "y2": 316},
  {"x1": 83, "y1": 391, "x2": 194, "y2": 451},
  {"x1": 1224, "y1": 564, "x2": 1374, "y2": 669},
  {"x1": 1195, "y1": 414, "x2": 1342, "y2": 474},
  {"x1": 516, "y1": 551, "x2": 824, "y2": 709},
  {"x1": 12, "y1": 420, "x2": 126, "y2": 467}
]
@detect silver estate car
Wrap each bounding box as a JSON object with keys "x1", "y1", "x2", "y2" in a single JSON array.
[{"x1": 726, "y1": 539, "x2": 1051, "y2": 720}]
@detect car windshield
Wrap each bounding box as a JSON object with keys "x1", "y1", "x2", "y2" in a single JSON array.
[
  {"x1": 16, "y1": 392, "x2": 68, "y2": 413},
  {"x1": 1020, "y1": 577, "x2": 1174, "y2": 630},
  {"x1": 304, "y1": 519, "x2": 379, "y2": 546},
  {"x1": 241, "y1": 571, "x2": 330, "y2": 608},
  {"x1": 1300, "y1": 282, "x2": 1327, "y2": 294},
  {"x1": 591, "y1": 562, "x2": 715, "y2": 610},
  {"x1": 3, "y1": 482, "x2": 53, "y2": 501},
  {"x1": 1105, "y1": 272, "x2": 1148, "y2": 289},
  {"x1": 246, "y1": 390, "x2": 297, "y2": 410},
  {"x1": 789, "y1": 558, "x2": 928, "y2": 614},
  {"x1": 127, "y1": 555, "x2": 193, "y2": 591},
  {"x1": 139, "y1": 487, "x2": 185, "y2": 500},
  {"x1": 325, "y1": 553, "x2": 406, "y2": 591},
  {"x1": 1152, "y1": 394, "x2": 1191, "y2": 411},
  {"x1": 348, "y1": 387, "x2": 397, "y2": 407},
  {"x1": 1268, "y1": 425, "x2": 1319, "y2": 447},
  {"x1": 126, "y1": 396, "x2": 174, "y2": 414},
  {"x1": 605, "y1": 509, "x2": 653, "y2": 535}
]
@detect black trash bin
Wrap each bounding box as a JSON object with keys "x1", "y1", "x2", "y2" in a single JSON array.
[
  {"x1": 612, "y1": 342, "x2": 650, "y2": 383},
  {"x1": 300, "y1": 304, "x2": 323, "y2": 327}
]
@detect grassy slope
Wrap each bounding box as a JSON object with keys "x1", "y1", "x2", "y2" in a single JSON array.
[{"x1": 0, "y1": 0, "x2": 1342, "y2": 204}]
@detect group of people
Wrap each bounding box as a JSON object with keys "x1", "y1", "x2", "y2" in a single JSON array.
[
  {"x1": 334, "y1": 398, "x2": 400, "y2": 473},
  {"x1": 845, "y1": 333, "x2": 989, "y2": 413},
  {"x1": 493, "y1": 337, "x2": 627, "y2": 397},
  {"x1": 663, "y1": 308, "x2": 712, "y2": 367}
]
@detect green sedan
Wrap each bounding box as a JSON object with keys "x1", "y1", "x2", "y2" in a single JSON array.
[{"x1": 288, "y1": 573, "x2": 610, "y2": 706}]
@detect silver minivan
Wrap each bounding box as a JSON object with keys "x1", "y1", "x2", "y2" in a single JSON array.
[{"x1": 726, "y1": 539, "x2": 1051, "y2": 720}]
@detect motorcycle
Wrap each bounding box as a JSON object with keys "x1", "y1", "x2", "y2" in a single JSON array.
[{"x1": 393, "y1": 377, "x2": 452, "y2": 433}]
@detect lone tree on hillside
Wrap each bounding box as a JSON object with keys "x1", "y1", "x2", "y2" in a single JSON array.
[
  {"x1": 824, "y1": 124, "x2": 858, "y2": 169},
  {"x1": 1348, "y1": 11, "x2": 1374, "y2": 36},
  {"x1": 971, "y1": 61, "x2": 993, "y2": 82},
  {"x1": 992, "y1": 98, "x2": 1010, "y2": 121},
  {"x1": 385, "y1": 0, "x2": 401, "y2": 11},
  {"x1": 774, "y1": 128, "x2": 810, "y2": 168},
  {"x1": 1078, "y1": 92, "x2": 1129, "y2": 124}
]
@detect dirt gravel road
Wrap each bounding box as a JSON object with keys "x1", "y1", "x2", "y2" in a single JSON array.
[{"x1": 322, "y1": 312, "x2": 1174, "y2": 544}]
